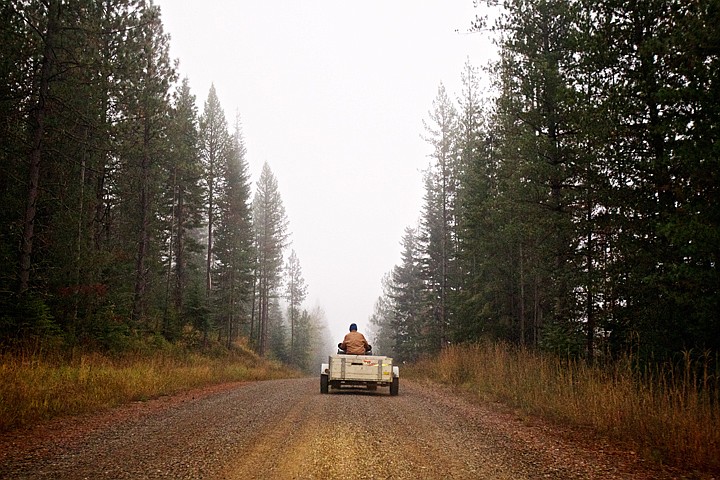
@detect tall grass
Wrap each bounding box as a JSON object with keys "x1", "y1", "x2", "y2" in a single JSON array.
[
  {"x1": 408, "y1": 342, "x2": 720, "y2": 473},
  {"x1": 0, "y1": 344, "x2": 296, "y2": 432}
]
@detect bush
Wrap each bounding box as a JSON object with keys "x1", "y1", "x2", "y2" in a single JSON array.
[{"x1": 0, "y1": 292, "x2": 60, "y2": 351}]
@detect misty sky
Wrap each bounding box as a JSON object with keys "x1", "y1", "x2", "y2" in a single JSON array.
[{"x1": 154, "y1": 1, "x2": 496, "y2": 343}]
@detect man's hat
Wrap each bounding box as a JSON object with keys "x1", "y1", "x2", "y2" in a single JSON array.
[{"x1": 349, "y1": 323, "x2": 357, "y2": 331}]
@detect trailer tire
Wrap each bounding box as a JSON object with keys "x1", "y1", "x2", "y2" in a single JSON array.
[
  {"x1": 320, "y1": 374, "x2": 329, "y2": 394},
  {"x1": 390, "y1": 376, "x2": 399, "y2": 396}
]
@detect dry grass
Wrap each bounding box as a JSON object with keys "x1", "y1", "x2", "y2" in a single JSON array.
[
  {"x1": 0, "y1": 344, "x2": 297, "y2": 432},
  {"x1": 407, "y1": 342, "x2": 720, "y2": 473}
]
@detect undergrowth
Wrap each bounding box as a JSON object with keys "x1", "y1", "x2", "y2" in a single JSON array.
[
  {"x1": 406, "y1": 342, "x2": 719, "y2": 474},
  {"x1": 0, "y1": 340, "x2": 298, "y2": 432}
]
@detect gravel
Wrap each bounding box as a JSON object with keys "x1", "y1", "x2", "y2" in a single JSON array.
[{"x1": 0, "y1": 378, "x2": 687, "y2": 479}]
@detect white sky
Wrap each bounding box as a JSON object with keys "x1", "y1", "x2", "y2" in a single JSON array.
[{"x1": 154, "y1": 0, "x2": 496, "y2": 343}]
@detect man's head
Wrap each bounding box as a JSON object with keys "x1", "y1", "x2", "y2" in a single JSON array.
[{"x1": 349, "y1": 323, "x2": 357, "y2": 332}]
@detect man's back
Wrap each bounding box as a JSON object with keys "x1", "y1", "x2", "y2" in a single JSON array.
[{"x1": 342, "y1": 330, "x2": 369, "y2": 355}]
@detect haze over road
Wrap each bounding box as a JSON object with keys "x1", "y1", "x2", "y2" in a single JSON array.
[{"x1": 1, "y1": 378, "x2": 673, "y2": 479}]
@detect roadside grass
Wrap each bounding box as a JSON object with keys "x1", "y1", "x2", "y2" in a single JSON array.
[
  {"x1": 0, "y1": 342, "x2": 297, "y2": 432},
  {"x1": 406, "y1": 342, "x2": 720, "y2": 473}
]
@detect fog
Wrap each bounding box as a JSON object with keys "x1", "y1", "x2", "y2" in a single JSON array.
[{"x1": 155, "y1": 1, "x2": 495, "y2": 343}]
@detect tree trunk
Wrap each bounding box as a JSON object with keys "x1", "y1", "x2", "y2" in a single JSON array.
[
  {"x1": 18, "y1": 0, "x2": 60, "y2": 294},
  {"x1": 132, "y1": 103, "x2": 152, "y2": 324},
  {"x1": 519, "y1": 243, "x2": 526, "y2": 346},
  {"x1": 206, "y1": 177, "x2": 214, "y2": 297},
  {"x1": 250, "y1": 272, "x2": 257, "y2": 348},
  {"x1": 164, "y1": 170, "x2": 178, "y2": 334},
  {"x1": 174, "y1": 190, "x2": 186, "y2": 315},
  {"x1": 586, "y1": 179, "x2": 595, "y2": 364}
]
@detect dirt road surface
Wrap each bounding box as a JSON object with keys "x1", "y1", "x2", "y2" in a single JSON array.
[{"x1": 1, "y1": 378, "x2": 684, "y2": 479}]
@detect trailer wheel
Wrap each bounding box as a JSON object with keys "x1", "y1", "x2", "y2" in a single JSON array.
[
  {"x1": 320, "y1": 374, "x2": 329, "y2": 394},
  {"x1": 390, "y1": 377, "x2": 399, "y2": 396}
]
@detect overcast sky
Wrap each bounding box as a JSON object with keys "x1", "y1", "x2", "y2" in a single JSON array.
[{"x1": 154, "y1": 1, "x2": 496, "y2": 343}]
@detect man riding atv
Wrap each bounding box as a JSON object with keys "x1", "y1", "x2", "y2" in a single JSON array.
[{"x1": 338, "y1": 323, "x2": 372, "y2": 355}]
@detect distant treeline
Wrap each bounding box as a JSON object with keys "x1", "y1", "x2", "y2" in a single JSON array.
[
  {"x1": 370, "y1": 0, "x2": 720, "y2": 365},
  {"x1": 0, "y1": 1, "x2": 329, "y2": 368}
]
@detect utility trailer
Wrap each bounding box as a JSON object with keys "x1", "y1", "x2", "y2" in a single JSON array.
[{"x1": 320, "y1": 354, "x2": 399, "y2": 395}]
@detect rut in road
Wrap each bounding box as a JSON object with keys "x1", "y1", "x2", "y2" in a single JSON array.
[{"x1": 0, "y1": 378, "x2": 674, "y2": 479}]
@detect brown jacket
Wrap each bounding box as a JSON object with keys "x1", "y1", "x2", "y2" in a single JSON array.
[{"x1": 341, "y1": 331, "x2": 370, "y2": 355}]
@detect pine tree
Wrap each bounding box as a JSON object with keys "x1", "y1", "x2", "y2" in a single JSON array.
[
  {"x1": 292, "y1": 309, "x2": 314, "y2": 371},
  {"x1": 214, "y1": 114, "x2": 255, "y2": 347},
  {"x1": 585, "y1": 0, "x2": 720, "y2": 358},
  {"x1": 16, "y1": 0, "x2": 60, "y2": 295},
  {"x1": 454, "y1": 59, "x2": 495, "y2": 344},
  {"x1": 0, "y1": 1, "x2": 28, "y2": 303},
  {"x1": 390, "y1": 227, "x2": 427, "y2": 361},
  {"x1": 252, "y1": 163, "x2": 289, "y2": 355},
  {"x1": 199, "y1": 84, "x2": 230, "y2": 302},
  {"x1": 161, "y1": 78, "x2": 205, "y2": 339},
  {"x1": 266, "y1": 297, "x2": 288, "y2": 361},
  {"x1": 297, "y1": 306, "x2": 334, "y2": 373},
  {"x1": 125, "y1": 3, "x2": 176, "y2": 325},
  {"x1": 284, "y1": 249, "x2": 307, "y2": 364},
  {"x1": 420, "y1": 83, "x2": 460, "y2": 351},
  {"x1": 368, "y1": 275, "x2": 398, "y2": 357},
  {"x1": 1, "y1": 0, "x2": 177, "y2": 340},
  {"x1": 0, "y1": 0, "x2": 63, "y2": 339},
  {"x1": 487, "y1": 0, "x2": 586, "y2": 352}
]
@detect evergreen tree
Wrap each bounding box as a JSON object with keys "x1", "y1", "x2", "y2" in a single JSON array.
[
  {"x1": 292, "y1": 309, "x2": 314, "y2": 370},
  {"x1": 0, "y1": 0, "x2": 63, "y2": 341},
  {"x1": 454, "y1": 59, "x2": 496, "y2": 344},
  {"x1": 266, "y1": 297, "x2": 288, "y2": 361},
  {"x1": 161, "y1": 78, "x2": 205, "y2": 339},
  {"x1": 368, "y1": 273, "x2": 400, "y2": 357},
  {"x1": 284, "y1": 249, "x2": 307, "y2": 364},
  {"x1": 16, "y1": 0, "x2": 61, "y2": 296},
  {"x1": 123, "y1": 3, "x2": 176, "y2": 325},
  {"x1": 459, "y1": 0, "x2": 720, "y2": 362},
  {"x1": 252, "y1": 163, "x2": 289, "y2": 355},
  {"x1": 389, "y1": 227, "x2": 427, "y2": 361},
  {"x1": 214, "y1": 114, "x2": 255, "y2": 347},
  {"x1": 0, "y1": 1, "x2": 28, "y2": 301},
  {"x1": 55, "y1": 0, "x2": 148, "y2": 341},
  {"x1": 486, "y1": 0, "x2": 586, "y2": 352},
  {"x1": 585, "y1": 0, "x2": 720, "y2": 358},
  {"x1": 420, "y1": 84, "x2": 460, "y2": 351},
  {"x1": 199, "y1": 84, "x2": 230, "y2": 301},
  {"x1": 1, "y1": 0, "x2": 178, "y2": 342},
  {"x1": 300, "y1": 306, "x2": 335, "y2": 372}
]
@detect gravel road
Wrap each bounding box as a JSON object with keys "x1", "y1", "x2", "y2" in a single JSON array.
[{"x1": 0, "y1": 378, "x2": 682, "y2": 479}]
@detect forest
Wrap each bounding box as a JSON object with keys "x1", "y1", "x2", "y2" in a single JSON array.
[
  {"x1": 0, "y1": 0, "x2": 333, "y2": 370},
  {"x1": 1, "y1": 0, "x2": 719, "y2": 373},
  {"x1": 370, "y1": 0, "x2": 720, "y2": 367}
]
